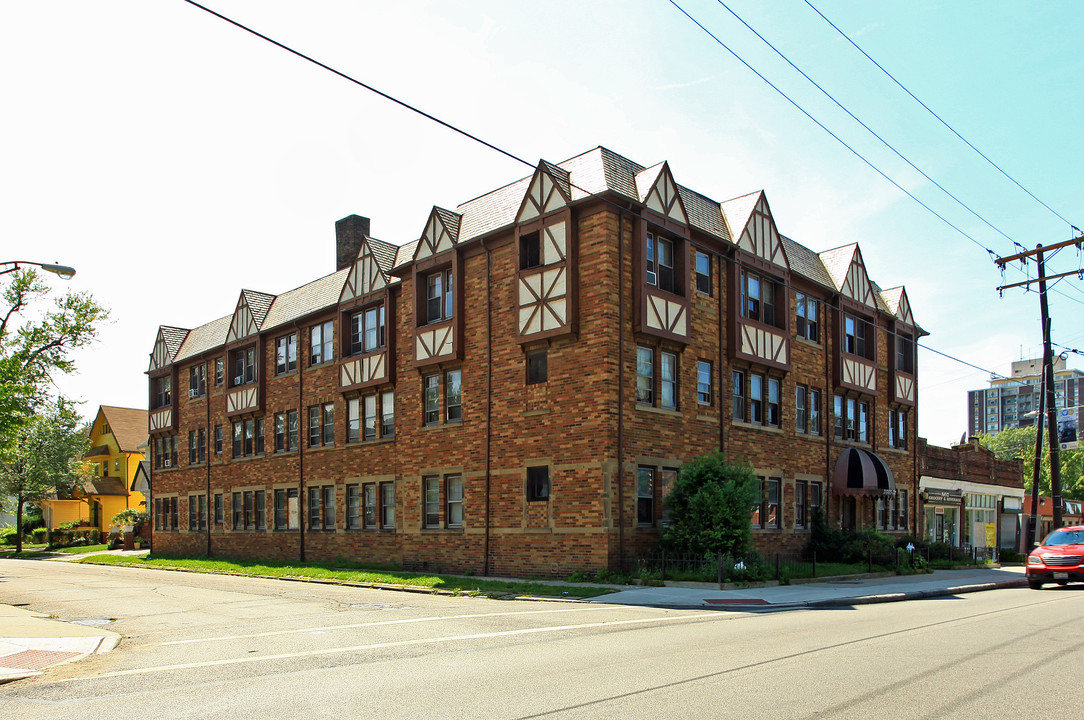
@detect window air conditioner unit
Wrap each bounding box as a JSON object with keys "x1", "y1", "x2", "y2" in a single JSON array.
[
  {"x1": 162, "y1": 459, "x2": 171, "y2": 468},
  {"x1": 234, "y1": 376, "x2": 244, "y2": 385},
  {"x1": 188, "y1": 389, "x2": 199, "y2": 398}
]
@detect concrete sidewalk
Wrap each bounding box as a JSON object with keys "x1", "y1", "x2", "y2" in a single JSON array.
[
  {"x1": 0, "y1": 603, "x2": 120, "y2": 684},
  {"x1": 0, "y1": 562, "x2": 1028, "y2": 684},
  {"x1": 589, "y1": 566, "x2": 1028, "y2": 609}
]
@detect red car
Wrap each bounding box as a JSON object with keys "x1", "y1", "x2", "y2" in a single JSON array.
[{"x1": 1027, "y1": 525, "x2": 1084, "y2": 590}]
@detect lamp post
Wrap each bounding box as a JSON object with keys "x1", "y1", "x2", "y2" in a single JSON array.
[{"x1": 0, "y1": 261, "x2": 77, "y2": 280}]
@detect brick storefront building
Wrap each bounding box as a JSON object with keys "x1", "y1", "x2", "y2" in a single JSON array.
[{"x1": 147, "y1": 147, "x2": 922, "y2": 576}]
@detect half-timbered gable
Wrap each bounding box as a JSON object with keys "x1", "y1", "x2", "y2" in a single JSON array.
[
  {"x1": 633, "y1": 162, "x2": 691, "y2": 345},
  {"x1": 725, "y1": 192, "x2": 793, "y2": 372},
  {"x1": 222, "y1": 290, "x2": 274, "y2": 417},
  {"x1": 411, "y1": 207, "x2": 463, "y2": 366},
  {"x1": 820, "y1": 245, "x2": 878, "y2": 395},
  {"x1": 515, "y1": 161, "x2": 576, "y2": 341},
  {"x1": 147, "y1": 326, "x2": 189, "y2": 434},
  {"x1": 881, "y1": 285, "x2": 921, "y2": 407},
  {"x1": 339, "y1": 237, "x2": 398, "y2": 391}
]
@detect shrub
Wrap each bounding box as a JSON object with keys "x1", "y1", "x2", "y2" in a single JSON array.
[
  {"x1": 663, "y1": 451, "x2": 760, "y2": 556},
  {"x1": 111, "y1": 509, "x2": 147, "y2": 526},
  {"x1": 31, "y1": 528, "x2": 48, "y2": 544},
  {"x1": 88, "y1": 529, "x2": 101, "y2": 544},
  {"x1": 1, "y1": 527, "x2": 17, "y2": 546}
]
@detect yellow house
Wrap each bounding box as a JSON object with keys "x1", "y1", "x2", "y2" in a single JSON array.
[{"x1": 42, "y1": 405, "x2": 148, "y2": 533}]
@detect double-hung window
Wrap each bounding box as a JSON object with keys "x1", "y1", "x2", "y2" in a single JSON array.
[
  {"x1": 350, "y1": 305, "x2": 385, "y2": 355},
  {"x1": 696, "y1": 360, "x2": 712, "y2": 406},
  {"x1": 526, "y1": 349, "x2": 548, "y2": 385},
  {"x1": 889, "y1": 408, "x2": 908, "y2": 449},
  {"x1": 833, "y1": 395, "x2": 870, "y2": 442},
  {"x1": 646, "y1": 232, "x2": 676, "y2": 294},
  {"x1": 308, "y1": 403, "x2": 335, "y2": 447},
  {"x1": 741, "y1": 270, "x2": 778, "y2": 326},
  {"x1": 346, "y1": 484, "x2": 361, "y2": 530},
  {"x1": 752, "y1": 477, "x2": 781, "y2": 530},
  {"x1": 446, "y1": 476, "x2": 463, "y2": 528},
  {"x1": 276, "y1": 333, "x2": 297, "y2": 375},
  {"x1": 425, "y1": 269, "x2": 454, "y2": 324},
  {"x1": 424, "y1": 476, "x2": 440, "y2": 528},
  {"x1": 660, "y1": 352, "x2": 677, "y2": 410},
  {"x1": 232, "y1": 347, "x2": 256, "y2": 386},
  {"x1": 445, "y1": 369, "x2": 462, "y2": 422},
  {"x1": 381, "y1": 482, "x2": 395, "y2": 529},
  {"x1": 274, "y1": 410, "x2": 298, "y2": 452},
  {"x1": 735, "y1": 372, "x2": 780, "y2": 428},
  {"x1": 732, "y1": 371, "x2": 746, "y2": 422},
  {"x1": 795, "y1": 480, "x2": 823, "y2": 530},
  {"x1": 636, "y1": 347, "x2": 654, "y2": 405},
  {"x1": 380, "y1": 391, "x2": 395, "y2": 437},
  {"x1": 273, "y1": 488, "x2": 299, "y2": 530},
  {"x1": 214, "y1": 357, "x2": 223, "y2": 386},
  {"x1": 310, "y1": 320, "x2": 334, "y2": 365},
  {"x1": 363, "y1": 394, "x2": 378, "y2": 440},
  {"x1": 637, "y1": 466, "x2": 655, "y2": 526},
  {"x1": 423, "y1": 375, "x2": 440, "y2": 425},
  {"x1": 896, "y1": 332, "x2": 915, "y2": 374},
  {"x1": 189, "y1": 365, "x2": 206, "y2": 398},
  {"x1": 694, "y1": 250, "x2": 711, "y2": 295},
  {"x1": 188, "y1": 429, "x2": 206, "y2": 465},
  {"x1": 153, "y1": 376, "x2": 172, "y2": 409},
  {"x1": 796, "y1": 293, "x2": 819, "y2": 342},
  {"x1": 844, "y1": 314, "x2": 874, "y2": 359}
]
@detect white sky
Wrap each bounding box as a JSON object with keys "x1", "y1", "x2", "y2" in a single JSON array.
[{"x1": 2, "y1": 0, "x2": 1082, "y2": 446}]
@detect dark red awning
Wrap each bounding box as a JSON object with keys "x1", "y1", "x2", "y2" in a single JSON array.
[{"x1": 833, "y1": 448, "x2": 896, "y2": 497}]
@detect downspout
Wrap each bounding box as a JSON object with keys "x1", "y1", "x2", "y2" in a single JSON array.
[
  {"x1": 718, "y1": 250, "x2": 726, "y2": 453},
  {"x1": 616, "y1": 211, "x2": 626, "y2": 568},
  {"x1": 206, "y1": 355, "x2": 212, "y2": 557},
  {"x1": 297, "y1": 321, "x2": 306, "y2": 562},
  {"x1": 483, "y1": 237, "x2": 492, "y2": 576},
  {"x1": 824, "y1": 295, "x2": 834, "y2": 527}
]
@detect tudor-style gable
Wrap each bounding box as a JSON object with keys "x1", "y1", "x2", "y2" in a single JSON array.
[
  {"x1": 821, "y1": 245, "x2": 879, "y2": 395},
  {"x1": 226, "y1": 290, "x2": 275, "y2": 343},
  {"x1": 723, "y1": 191, "x2": 789, "y2": 270},
  {"x1": 339, "y1": 236, "x2": 397, "y2": 392},
  {"x1": 515, "y1": 161, "x2": 577, "y2": 342},
  {"x1": 340, "y1": 239, "x2": 388, "y2": 304},
  {"x1": 882, "y1": 285, "x2": 918, "y2": 406},
  {"x1": 517, "y1": 161, "x2": 571, "y2": 224},
  {"x1": 149, "y1": 326, "x2": 188, "y2": 372},
  {"x1": 821, "y1": 244, "x2": 876, "y2": 311},
  {"x1": 636, "y1": 162, "x2": 688, "y2": 227},
  {"x1": 414, "y1": 207, "x2": 461, "y2": 263}
]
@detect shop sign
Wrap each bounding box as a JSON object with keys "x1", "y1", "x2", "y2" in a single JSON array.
[{"x1": 923, "y1": 490, "x2": 962, "y2": 505}]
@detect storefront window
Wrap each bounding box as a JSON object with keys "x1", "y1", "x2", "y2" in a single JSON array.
[
  {"x1": 965, "y1": 493, "x2": 996, "y2": 548},
  {"x1": 924, "y1": 505, "x2": 958, "y2": 545}
]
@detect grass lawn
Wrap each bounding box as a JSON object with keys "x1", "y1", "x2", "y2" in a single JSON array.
[
  {"x1": 51, "y1": 543, "x2": 110, "y2": 554},
  {"x1": 78, "y1": 554, "x2": 617, "y2": 599}
]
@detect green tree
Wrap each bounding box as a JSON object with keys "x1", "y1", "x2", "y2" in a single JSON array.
[
  {"x1": 977, "y1": 426, "x2": 1083, "y2": 500},
  {"x1": 662, "y1": 451, "x2": 761, "y2": 555},
  {"x1": 0, "y1": 268, "x2": 108, "y2": 460},
  {"x1": 0, "y1": 400, "x2": 91, "y2": 552}
]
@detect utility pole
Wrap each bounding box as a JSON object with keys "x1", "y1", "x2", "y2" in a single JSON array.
[
  {"x1": 996, "y1": 237, "x2": 1081, "y2": 531},
  {"x1": 1026, "y1": 371, "x2": 1044, "y2": 548}
]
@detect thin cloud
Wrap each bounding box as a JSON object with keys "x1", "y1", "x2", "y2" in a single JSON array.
[{"x1": 657, "y1": 75, "x2": 718, "y2": 91}]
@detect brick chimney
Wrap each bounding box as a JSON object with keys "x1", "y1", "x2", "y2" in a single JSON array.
[{"x1": 335, "y1": 215, "x2": 370, "y2": 271}]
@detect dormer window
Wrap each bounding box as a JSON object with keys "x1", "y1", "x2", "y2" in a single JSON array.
[
  {"x1": 153, "y1": 376, "x2": 172, "y2": 409},
  {"x1": 740, "y1": 270, "x2": 778, "y2": 327},
  {"x1": 425, "y1": 269, "x2": 453, "y2": 324},
  {"x1": 520, "y1": 231, "x2": 541, "y2": 270},
  {"x1": 231, "y1": 346, "x2": 256, "y2": 387},
  {"x1": 843, "y1": 314, "x2": 874, "y2": 360},
  {"x1": 896, "y1": 332, "x2": 915, "y2": 373},
  {"x1": 646, "y1": 232, "x2": 676, "y2": 294},
  {"x1": 349, "y1": 305, "x2": 385, "y2": 355}
]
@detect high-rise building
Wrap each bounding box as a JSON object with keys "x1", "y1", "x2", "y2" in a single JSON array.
[{"x1": 967, "y1": 357, "x2": 1084, "y2": 437}]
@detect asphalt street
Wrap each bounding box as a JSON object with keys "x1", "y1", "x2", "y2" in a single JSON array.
[{"x1": 2, "y1": 559, "x2": 1083, "y2": 719}]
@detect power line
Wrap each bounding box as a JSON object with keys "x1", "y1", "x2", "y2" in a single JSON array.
[
  {"x1": 803, "y1": 0, "x2": 1080, "y2": 235},
  {"x1": 919, "y1": 343, "x2": 1008, "y2": 380},
  {"x1": 183, "y1": 1, "x2": 1022, "y2": 395},
  {"x1": 712, "y1": 0, "x2": 1021, "y2": 251},
  {"x1": 666, "y1": 0, "x2": 1001, "y2": 262}
]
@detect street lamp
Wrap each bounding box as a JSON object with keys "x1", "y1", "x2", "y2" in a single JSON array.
[{"x1": 0, "y1": 260, "x2": 77, "y2": 280}]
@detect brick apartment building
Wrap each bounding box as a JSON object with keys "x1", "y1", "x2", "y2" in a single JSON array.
[{"x1": 147, "y1": 147, "x2": 923, "y2": 576}]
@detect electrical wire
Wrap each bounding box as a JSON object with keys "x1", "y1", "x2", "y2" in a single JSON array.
[
  {"x1": 181, "y1": 1, "x2": 1034, "y2": 396},
  {"x1": 713, "y1": 0, "x2": 1021, "y2": 250},
  {"x1": 666, "y1": 0, "x2": 1001, "y2": 262},
  {"x1": 803, "y1": 0, "x2": 1080, "y2": 235}
]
